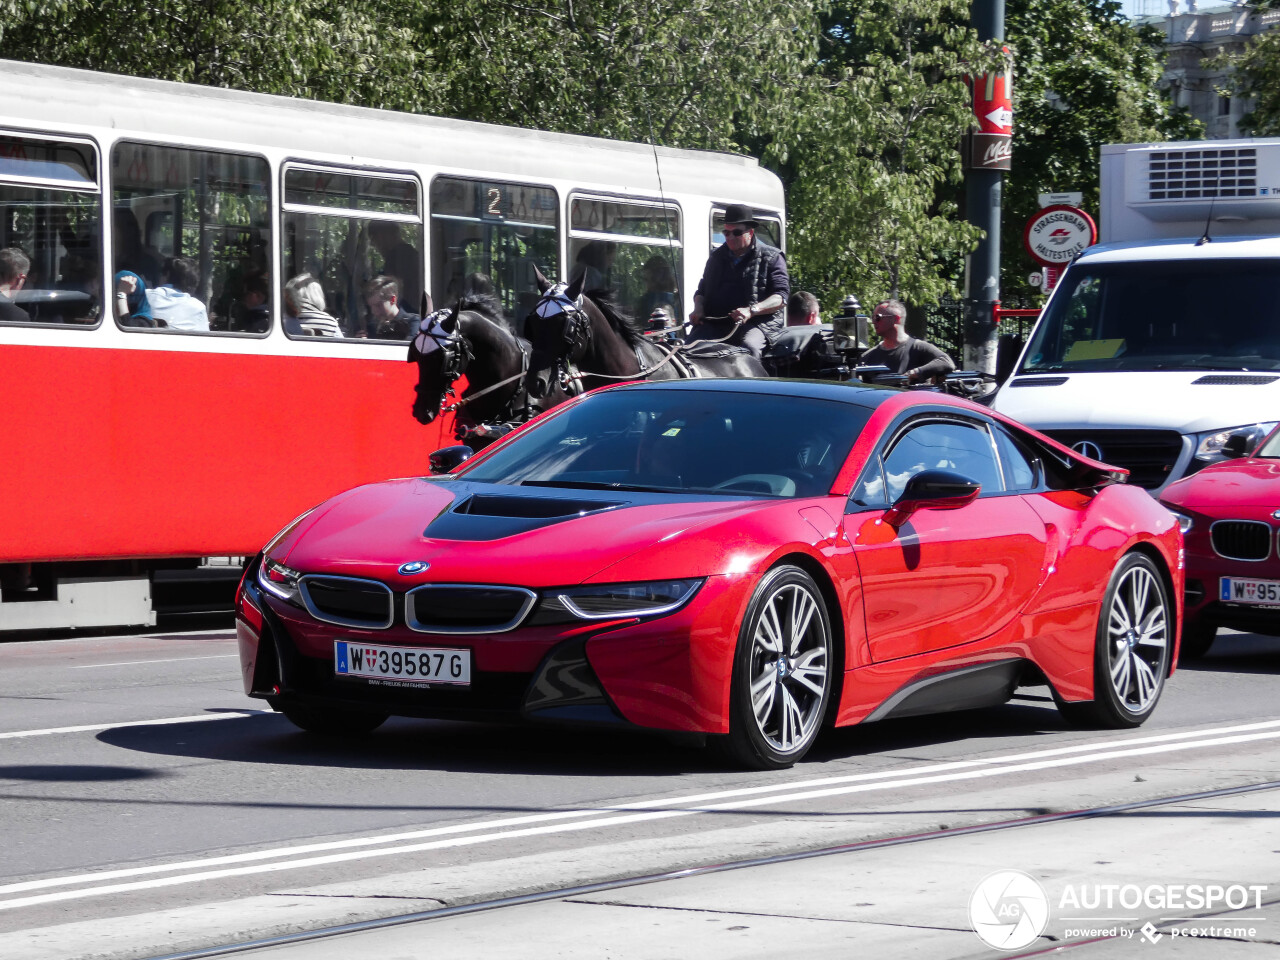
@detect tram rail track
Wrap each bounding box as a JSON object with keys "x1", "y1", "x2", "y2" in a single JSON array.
[{"x1": 138, "y1": 777, "x2": 1280, "y2": 960}]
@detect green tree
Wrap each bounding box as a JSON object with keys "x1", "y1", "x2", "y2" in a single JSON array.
[
  {"x1": 1216, "y1": 2, "x2": 1280, "y2": 136},
  {"x1": 775, "y1": 0, "x2": 987, "y2": 312},
  {"x1": 1002, "y1": 0, "x2": 1200, "y2": 298}
]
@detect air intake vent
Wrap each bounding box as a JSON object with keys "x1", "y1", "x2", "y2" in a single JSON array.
[
  {"x1": 1211, "y1": 520, "x2": 1271, "y2": 562},
  {"x1": 454, "y1": 495, "x2": 625, "y2": 518},
  {"x1": 1192, "y1": 374, "x2": 1279, "y2": 386},
  {"x1": 407, "y1": 584, "x2": 537, "y2": 634},
  {"x1": 1147, "y1": 148, "x2": 1256, "y2": 201},
  {"x1": 1041, "y1": 429, "x2": 1182, "y2": 489},
  {"x1": 300, "y1": 576, "x2": 393, "y2": 629},
  {"x1": 1008, "y1": 377, "x2": 1069, "y2": 388}
]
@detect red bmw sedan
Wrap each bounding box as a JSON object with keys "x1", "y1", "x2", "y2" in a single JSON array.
[
  {"x1": 1160, "y1": 425, "x2": 1280, "y2": 660},
  {"x1": 236, "y1": 379, "x2": 1182, "y2": 769}
]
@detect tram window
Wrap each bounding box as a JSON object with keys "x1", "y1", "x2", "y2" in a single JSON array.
[
  {"x1": 111, "y1": 142, "x2": 270, "y2": 335},
  {"x1": 282, "y1": 167, "x2": 423, "y2": 340},
  {"x1": 569, "y1": 197, "x2": 682, "y2": 328},
  {"x1": 711, "y1": 208, "x2": 783, "y2": 251},
  {"x1": 430, "y1": 177, "x2": 559, "y2": 332},
  {"x1": 0, "y1": 133, "x2": 101, "y2": 327}
]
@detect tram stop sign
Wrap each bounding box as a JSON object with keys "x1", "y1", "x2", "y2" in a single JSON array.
[{"x1": 1024, "y1": 205, "x2": 1097, "y2": 268}]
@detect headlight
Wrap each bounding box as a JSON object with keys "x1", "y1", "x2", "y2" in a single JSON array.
[
  {"x1": 257, "y1": 557, "x2": 303, "y2": 604},
  {"x1": 554, "y1": 578, "x2": 703, "y2": 620},
  {"x1": 1194, "y1": 422, "x2": 1277, "y2": 462},
  {"x1": 1165, "y1": 509, "x2": 1193, "y2": 535}
]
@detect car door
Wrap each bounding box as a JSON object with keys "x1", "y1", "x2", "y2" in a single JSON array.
[{"x1": 844, "y1": 414, "x2": 1049, "y2": 663}]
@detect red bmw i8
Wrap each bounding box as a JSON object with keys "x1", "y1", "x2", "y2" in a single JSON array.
[{"x1": 236, "y1": 379, "x2": 1183, "y2": 769}]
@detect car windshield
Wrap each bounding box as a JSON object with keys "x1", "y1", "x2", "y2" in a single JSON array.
[
  {"x1": 1020, "y1": 259, "x2": 1280, "y2": 374},
  {"x1": 461, "y1": 388, "x2": 869, "y2": 498}
]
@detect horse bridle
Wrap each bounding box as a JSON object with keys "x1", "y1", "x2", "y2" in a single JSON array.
[
  {"x1": 416, "y1": 309, "x2": 533, "y2": 425},
  {"x1": 531, "y1": 284, "x2": 592, "y2": 394}
]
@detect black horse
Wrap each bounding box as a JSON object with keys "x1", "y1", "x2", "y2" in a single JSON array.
[
  {"x1": 524, "y1": 270, "x2": 765, "y2": 401},
  {"x1": 409, "y1": 291, "x2": 560, "y2": 447}
]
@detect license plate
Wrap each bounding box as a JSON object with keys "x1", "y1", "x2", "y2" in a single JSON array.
[
  {"x1": 334, "y1": 641, "x2": 470, "y2": 685},
  {"x1": 1220, "y1": 577, "x2": 1280, "y2": 606}
]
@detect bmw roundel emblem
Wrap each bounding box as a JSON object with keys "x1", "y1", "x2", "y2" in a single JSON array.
[
  {"x1": 1072, "y1": 440, "x2": 1104, "y2": 461},
  {"x1": 398, "y1": 561, "x2": 431, "y2": 575}
]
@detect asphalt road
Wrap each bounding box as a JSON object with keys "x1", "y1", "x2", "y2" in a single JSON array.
[{"x1": 2, "y1": 628, "x2": 1279, "y2": 959}]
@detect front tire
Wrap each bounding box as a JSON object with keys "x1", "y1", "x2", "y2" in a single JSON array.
[
  {"x1": 1059, "y1": 553, "x2": 1171, "y2": 729},
  {"x1": 714, "y1": 565, "x2": 833, "y2": 769},
  {"x1": 279, "y1": 702, "x2": 388, "y2": 736}
]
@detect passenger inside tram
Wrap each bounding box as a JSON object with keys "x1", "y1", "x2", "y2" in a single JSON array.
[
  {"x1": 283, "y1": 272, "x2": 342, "y2": 337},
  {"x1": 0, "y1": 247, "x2": 29, "y2": 322},
  {"x1": 146, "y1": 257, "x2": 209, "y2": 332}
]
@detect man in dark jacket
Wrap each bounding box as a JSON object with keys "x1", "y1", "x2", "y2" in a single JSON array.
[{"x1": 687, "y1": 204, "x2": 788, "y2": 359}]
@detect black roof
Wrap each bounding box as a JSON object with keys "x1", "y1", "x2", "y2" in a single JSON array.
[{"x1": 605, "y1": 377, "x2": 899, "y2": 409}]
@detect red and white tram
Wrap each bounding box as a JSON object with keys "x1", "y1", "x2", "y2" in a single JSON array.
[{"x1": 0, "y1": 60, "x2": 785, "y2": 631}]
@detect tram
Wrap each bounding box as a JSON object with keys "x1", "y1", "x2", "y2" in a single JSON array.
[{"x1": 0, "y1": 60, "x2": 786, "y2": 631}]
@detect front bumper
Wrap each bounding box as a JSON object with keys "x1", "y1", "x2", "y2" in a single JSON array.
[{"x1": 236, "y1": 561, "x2": 751, "y2": 734}]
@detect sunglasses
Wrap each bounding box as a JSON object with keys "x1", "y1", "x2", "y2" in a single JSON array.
[{"x1": 722, "y1": 227, "x2": 750, "y2": 238}]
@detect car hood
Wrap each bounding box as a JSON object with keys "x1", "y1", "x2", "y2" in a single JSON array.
[
  {"x1": 994, "y1": 371, "x2": 1280, "y2": 434},
  {"x1": 1161, "y1": 457, "x2": 1280, "y2": 509},
  {"x1": 277, "y1": 478, "x2": 782, "y2": 587}
]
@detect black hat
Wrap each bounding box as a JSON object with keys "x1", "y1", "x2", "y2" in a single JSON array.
[{"x1": 721, "y1": 203, "x2": 758, "y2": 227}]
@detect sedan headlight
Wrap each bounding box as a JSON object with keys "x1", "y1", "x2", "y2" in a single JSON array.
[
  {"x1": 1164, "y1": 508, "x2": 1193, "y2": 535},
  {"x1": 1194, "y1": 422, "x2": 1277, "y2": 463},
  {"x1": 554, "y1": 579, "x2": 704, "y2": 620},
  {"x1": 257, "y1": 557, "x2": 303, "y2": 604}
]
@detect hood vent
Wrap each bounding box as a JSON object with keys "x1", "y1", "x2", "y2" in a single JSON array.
[
  {"x1": 1009, "y1": 377, "x2": 1069, "y2": 388},
  {"x1": 1192, "y1": 374, "x2": 1279, "y2": 386},
  {"x1": 454, "y1": 495, "x2": 625, "y2": 518}
]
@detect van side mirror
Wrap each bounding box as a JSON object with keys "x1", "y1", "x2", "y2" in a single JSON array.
[
  {"x1": 884, "y1": 469, "x2": 981, "y2": 528},
  {"x1": 429, "y1": 445, "x2": 474, "y2": 475},
  {"x1": 1222, "y1": 432, "x2": 1253, "y2": 460}
]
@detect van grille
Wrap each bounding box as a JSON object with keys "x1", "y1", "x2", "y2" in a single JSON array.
[
  {"x1": 1147, "y1": 148, "x2": 1256, "y2": 201},
  {"x1": 1041, "y1": 429, "x2": 1182, "y2": 489},
  {"x1": 1211, "y1": 521, "x2": 1271, "y2": 562}
]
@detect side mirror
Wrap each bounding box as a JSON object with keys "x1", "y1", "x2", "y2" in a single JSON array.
[
  {"x1": 1222, "y1": 432, "x2": 1253, "y2": 460},
  {"x1": 429, "y1": 445, "x2": 474, "y2": 475},
  {"x1": 884, "y1": 469, "x2": 980, "y2": 527}
]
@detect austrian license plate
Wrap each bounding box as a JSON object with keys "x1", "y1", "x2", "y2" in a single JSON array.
[
  {"x1": 334, "y1": 641, "x2": 470, "y2": 685},
  {"x1": 1220, "y1": 577, "x2": 1280, "y2": 606}
]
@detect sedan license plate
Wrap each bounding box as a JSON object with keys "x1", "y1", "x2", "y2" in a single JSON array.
[
  {"x1": 1220, "y1": 577, "x2": 1280, "y2": 606},
  {"x1": 334, "y1": 641, "x2": 470, "y2": 685}
]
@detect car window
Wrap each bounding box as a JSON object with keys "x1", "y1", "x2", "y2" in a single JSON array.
[
  {"x1": 850, "y1": 456, "x2": 888, "y2": 508},
  {"x1": 881, "y1": 420, "x2": 1004, "y2": 501},
  {"x1": 995, "y1": 427, "x2": 1039, "y2": 491}
]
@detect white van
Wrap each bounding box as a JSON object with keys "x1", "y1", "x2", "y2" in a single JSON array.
[{"x1": 994, "y1": 139, "x2": 1280, "y2": 494}]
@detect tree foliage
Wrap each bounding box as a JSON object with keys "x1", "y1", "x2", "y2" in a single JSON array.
[
  {"x1": 1002, "y1": 0, "x2": 1200, "y2": 297},
  {"x1": 1219, "y1": 2, "x2": 1280, "y2": 136}
]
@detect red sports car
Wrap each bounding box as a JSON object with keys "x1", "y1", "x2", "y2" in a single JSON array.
[
  {"x1": 236, "y1": 379, "x2": 1183, "y2": 769},
  {"x1": 1160, "y1": 425, "x2": 1280, "y2": 660}
]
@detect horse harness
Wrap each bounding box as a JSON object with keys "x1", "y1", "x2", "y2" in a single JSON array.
[{"x1": 414, "y1": 309, "x2": 534, "y2": 426}]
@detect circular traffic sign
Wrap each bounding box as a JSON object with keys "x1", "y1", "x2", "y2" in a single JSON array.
[{"x1": 1024, "y1": 205, "x2": 1097, "y2": 266}]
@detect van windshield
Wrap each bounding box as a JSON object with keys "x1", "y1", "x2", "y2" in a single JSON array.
[{"x1": 1020, "y1": 259, "x2": 1280, "y2": 373}]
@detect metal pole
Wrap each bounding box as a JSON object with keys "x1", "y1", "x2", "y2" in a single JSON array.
[{"x1": 964, "y1": 0, "x2": 1005, "y2": 377}]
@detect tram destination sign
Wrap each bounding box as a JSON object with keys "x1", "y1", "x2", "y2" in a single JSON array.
[{"x1": 1024, "y1": 205, "x2": 1097, "y2": 266}]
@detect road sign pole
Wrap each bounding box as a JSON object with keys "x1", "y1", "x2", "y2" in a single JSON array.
[{"x1": 963, "y1": 0, "x2": 1008, "y2": 378}]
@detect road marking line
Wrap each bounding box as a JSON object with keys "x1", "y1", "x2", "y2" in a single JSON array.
[
  {"x1": 3, "y1": 719, "x2": 1279, "y2": 910},
  {"x1": 0, "y1": 711, "x2": 267, "y2": 741},
  {"x1": 71, "y1": 655, "x2": 240, "y2": 669}
]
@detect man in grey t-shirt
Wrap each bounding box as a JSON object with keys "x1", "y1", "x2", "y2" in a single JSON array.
[{"x1": 860, "y1": 299, "x2": 955, "y2": 384}]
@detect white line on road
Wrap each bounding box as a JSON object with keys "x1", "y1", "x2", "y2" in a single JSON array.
[
  {"x1": 2, "y1": 718, "x2": 1279, "y2": 911},
  {"x1": 0, "y1": 710, "x2": 268, "y2": 741},
  {"x1": 70, "y1": 655, "x2": 240, "y2": 669}
]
